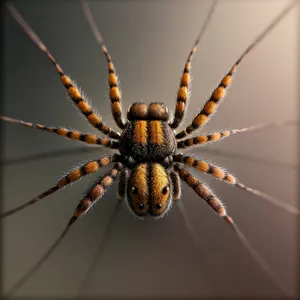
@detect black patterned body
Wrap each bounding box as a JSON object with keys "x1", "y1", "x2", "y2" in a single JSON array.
[{"x1": 119, "y1": 102, "x2": 177, "y2": 164}]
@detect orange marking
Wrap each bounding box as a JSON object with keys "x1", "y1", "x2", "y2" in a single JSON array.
[
  {"x1": 212, "y1": 87, "x2": 225, "y2": 101},
  {"x1": 61, "y1": 75, "x2": 72, "y2": 86},
  {"x1": 151, "y1": 163, "x2": 169, "y2": 209},
  {"x1": 221, "y1": 75, "x2": 232, "y2": 87},
  {"x1": 210, "y1": 133, "x2": 222, "y2": 141},
  {"x1": 181, "y1": 72, "x2": 190, "y2": 86},
  {"x1": 175, "y1": 102, "x2": 185, "y2": 113},
  {"x1": 177, "y1": 86, "x2": 188, "y2": 102},
  {"x1": 68, "y1": 87, "x2": 82, "y2": 100},
  {"x1": 84, "y1": 161, "x2": 99, "y2": 174},
  {"x1": 88, "y1": 113, "x2": 101, "y2": 125},
  {"x1": 196, "y1": 161, "x2": 209, "y2": 173},
  {"x1": 109, "y1": 87, "x2": 120, "y2": 100},
  {"x1": 56, "y1": 128, "x2": 68, "y2": 136},
  {"x1": 185, "y1": 157, "x2": 195, "y2": 166},
  {"x1": 109, "y1": 73, "x2": 118, "y2": 86},
  {"x1": 187, "y1": 175, "x2": 198, "y2": 187},
  {"x1": 222, "y1": 131, "x2": 230, "y2": 137},
  {"x1": 225, "y1": 174, "x2": 236, "y2": 184},
  {"x1": 112, "y1": 102, "x2": 121, "y2": 114},
  {"x1": 85, "y1": 134, "x2": 97, "y2": 144},
  {"x1": 134, "y1": 121, "x2": 148, "y2": 144},
  {"x1": 149, "y1": 121, "x2": 164, "y2": 144},
  {"x1": 212, "y1": 167, "x2": 225, "y2": 179},
  {"x1": 77, "y1": 101, "x2": 91, "y2": 113},
  {"x1": 70, "y1": 131, "x2": 81, "y2": 140},
  {"x1": 102, "y1": 176, "x2": 113, "y2": 187},
  {"x1": 193, "y1": 114, "x2": 207, "y2": 126},
  {"x1": 89, "y1": 185, "x2": 104, "y2": 201},
  {"x1": 195, "y1": 136, "x2": 208, "y2": 144},
  {"x1": 203, "y1": 101, "x2": 216, "y2": 115},
  {"x1": 68, "y1": 169, "x2": 82, "y2": 182},
  {"x1": 100, "y1": 157, "x2": 111, "y2": 166},
  {"x1": 101, "y1": 139, "x2": 110, "y2": 146}
]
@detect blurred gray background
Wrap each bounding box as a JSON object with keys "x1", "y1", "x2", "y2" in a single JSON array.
[{"x1": 2, "y1": 0, "x2": 299, "y2": 298}]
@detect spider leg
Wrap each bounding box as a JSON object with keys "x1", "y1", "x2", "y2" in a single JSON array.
[
  {"x1": 175, "y1": 0, "x2": 298, "y2": 139},
  {"x1": 177, "y1": 119, "x2": 299, "y2": 148},
  {"x1": 1, "y1": 116, "x2": 119, "y2": 148},
  {"x1": 173, "y1": 164, "x2": 291, "y2": 297},
  {"x1": 117, "y1": 169, "x2": 129, "y2": 201},
  {"x1": 1, "y1": 155, "x2": 119, "y2": 219},
  {"x1": 170, "y1": 171, "x2": 181, "y2": 200},
  {"x1": 69, "y1": 163, "x2": 123, "y2": 223},
  {"x1": 173, "y1": 154, "x2": 300, "y2": 216},
  {"x1": 81, "y1": 0, "x2": 126, "y2": 130},
  {"x1": 169, "y1": 0, "x2": 217, "y2": 129},
  {"x1": 78, "y1": 200, "x2": 122, "y2": 295},
  {"x1": 6, "y1": 3, "x2": 120, "y2": 140}
]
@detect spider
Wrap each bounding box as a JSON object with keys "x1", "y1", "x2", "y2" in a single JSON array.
[{"x1": 2, "y1": 0, "x2": 299, "y2": 298}]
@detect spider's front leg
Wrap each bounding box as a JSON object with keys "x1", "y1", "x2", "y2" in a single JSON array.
[
  {"x1": 7, "y1": 4, "x2": 121, "y2": 139},
  {"x1": 81, "y1": 0, "x2": 126, "y2": 130}
]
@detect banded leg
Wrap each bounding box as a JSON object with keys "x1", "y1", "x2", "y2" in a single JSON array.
[
  {"x1": 69, "y1": 163, "x2": 123, "y2": 224},
  {"x1": 0, "y1": 116, "x2": 119, "y2": 148},
  {"x1": 174, "y1": 154, "x2": 300, "y2": 216},
  {"x1": 169, "y1": 0, "x2": 217, "y2": 129},
  {"x1": 175, "y1": 1, "x2": 298, "y2": 139},
  {"x1": 1, "y1": 156, "x2": 116, "y2": 219},
  {"x1": 174, "y1": 164, "x2": 291, "y2": 297},
  {"x1": 7, "y1": 4, "x2": 120, "y2": 139},
  {"x1": 117, "y1": 169, "x2": 129, "y2": 201},
  {"x1": 81, "y1": 0, "x2": 126, "y2": 129},
  {"x1": 170, "y1": 171, "x2": 181, "y2": 200},
  {"x1": 177, "y1": 119, "x2": 300, "y2": 148}
]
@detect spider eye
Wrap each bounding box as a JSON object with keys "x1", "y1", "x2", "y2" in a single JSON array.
[
  {"x1": 136, "y1": 203, "x2": 144, "y2": 210},
  {"x1": 162, "y1": 186, "x2": 169, "y2": 195},
  {"x1": 131, "y1": 185, "x2": 138, "y2": 194},
  {"x1": 156, "y1": 203, "x2": 163, "y2": 209}
]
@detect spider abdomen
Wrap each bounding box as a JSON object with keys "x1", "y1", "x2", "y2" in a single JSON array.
[{"x1": 119, "y1": 107, "x2": 176, "y2": 163}]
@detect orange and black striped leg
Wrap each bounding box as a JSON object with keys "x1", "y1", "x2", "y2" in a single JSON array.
[
  {"x1": 1, "y1": 156, "x2": 117, "y2": 219},
  {"x1": 7, "y1": 4, "x2": 120, "y2": 139},
  {"x1": 177, "y1": 129, "x2": 237, "y2": 148},
  {"x1": 0, "y1": 116, "x2": 119, "y2": 149},
  {"x1": 69, "y1": 163, "x2": 123, "y2": 225},
  {"x1": 81, "y1": 0, "x2": 126, "y2": 129},
  {"x1": 170, "y1": 171, "x2": 181, "y2": 200},
  {"x1": 177, "y1": 119, "x2": 300, "y2": 148},
  {"x1": 174, "y1": 163, "x2": 291, "y2": 297},
  {"x1": 169, "y1": 0, "x2": 217, "y2": 129},
  {"x1": 117, "y1": 169, "x2": 129, "y2": 201},
  {"x1": 175, "y1": 1, "x2": 298, "y2": 139},
  {"x1": 174, "y1": 154, "x2": 300, "y2": 216},
  {"x1": 175, "y1": 64, "x2": 236, "y2": 139}
]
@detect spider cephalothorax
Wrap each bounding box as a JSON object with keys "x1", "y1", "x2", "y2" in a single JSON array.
[
  {"x1": 120, "y1": 102, "x2": 176, "y2": 163},
  {"x1": 2, "y1": 0, "x2": 299, "y2": 297}
]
